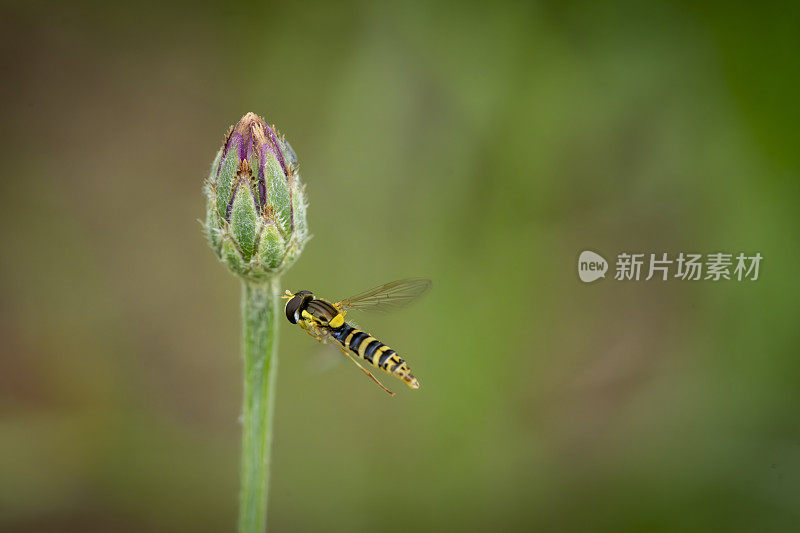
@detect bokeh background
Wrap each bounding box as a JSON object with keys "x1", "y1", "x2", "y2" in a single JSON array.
[{"x1": 1, "y1": 1, "x2": 799, "y2": 531}]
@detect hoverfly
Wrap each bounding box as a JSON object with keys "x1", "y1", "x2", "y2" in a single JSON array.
[{"x1": 283, "y1": 278, "x2": 432, "y2": 396}]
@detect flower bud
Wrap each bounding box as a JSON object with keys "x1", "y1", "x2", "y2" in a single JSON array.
[{"x1": 204, "y1": 113, "x2": 308, "y2": 280}]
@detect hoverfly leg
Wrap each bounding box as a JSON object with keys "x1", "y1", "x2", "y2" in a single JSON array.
[
  {"x1": 280, "y1": 290, "x2": 293, "y2": 300},
  {"x1": 299, "y1": 321, "x2": 326, "y2": 343},
  {"x1": 334, "y1": 343, "x2": 395, "y2": 396}
]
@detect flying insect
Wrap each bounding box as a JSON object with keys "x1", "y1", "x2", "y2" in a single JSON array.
[{"x1": 283, "y1": 278, "x2": 432, "y2": 396}]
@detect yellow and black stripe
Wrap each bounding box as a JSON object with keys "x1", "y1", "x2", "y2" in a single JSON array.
[{"x1": 330, "y1": 323, "x2": 419, "y2": 389}]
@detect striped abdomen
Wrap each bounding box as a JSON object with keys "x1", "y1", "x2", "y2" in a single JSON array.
[{"x1": 329, "y1": 323, "x2": 419, "y2": 389}]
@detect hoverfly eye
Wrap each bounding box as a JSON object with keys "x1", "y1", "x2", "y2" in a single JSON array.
[{"x1": 285, "y1": 295, "x2": 304, "y2": 324}]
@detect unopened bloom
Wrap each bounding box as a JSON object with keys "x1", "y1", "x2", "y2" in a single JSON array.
[{"x1": 204, "y1": 112, "x2": 308, "y2": 280}]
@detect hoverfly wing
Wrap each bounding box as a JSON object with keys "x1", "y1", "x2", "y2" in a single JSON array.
[
  {"x1": 335, "y1": 278, "x2": 432, "y2": 313},
  {"x1": 307, "y1": 342, "x2": 343, "y2": 373}
]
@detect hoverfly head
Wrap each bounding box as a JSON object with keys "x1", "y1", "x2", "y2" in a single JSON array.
[{"x1": 285, "y1": 290, "x2": 314, "y2": 324}]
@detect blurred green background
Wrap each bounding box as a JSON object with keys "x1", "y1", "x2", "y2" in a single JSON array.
[{"x1": 1, "y1": 1, "x2": 799, "y2": 531}]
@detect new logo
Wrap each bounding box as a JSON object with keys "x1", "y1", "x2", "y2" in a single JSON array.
[{"x1": 578, "y1": 250, "x2": 608, "y2": 283}]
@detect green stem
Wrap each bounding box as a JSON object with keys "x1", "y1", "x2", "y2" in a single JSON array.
[{"x1": 239, "y1": 278, "x2": 281, "y2": 533}]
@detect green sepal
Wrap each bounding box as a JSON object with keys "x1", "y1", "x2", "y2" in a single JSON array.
[
  {"x1": 258, "y1": 224, "x2": 285, "y2": 269},
  {"x1": 221, "y1": 237, "x2": 247, "y2": 276},
  {"x1": 247, "y1": 152, "x2": 265, "y2": 207},
  {"x1": 216, "y1": 141, "x2": 241, "y2": 220},
  {"x1": 265, "y1": 157, "x2": 292, "y2": 234},
  {"x1": 205, "y1": 198, "x2": 221, "y2": 251},
  {"x1": 207, "y1": 147, "x2": 223, "y2": 187},
  {"x1": 230, "y1": 183, "x2": 258, "y2": 262},
  {"x1": 280, "y1": 138, "x2": 298, "y2": 170}
]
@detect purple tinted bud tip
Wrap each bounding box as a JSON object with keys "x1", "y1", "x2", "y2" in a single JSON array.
[{"x1": 219, "y1": 112, "x2": 294, "y2": 211}]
